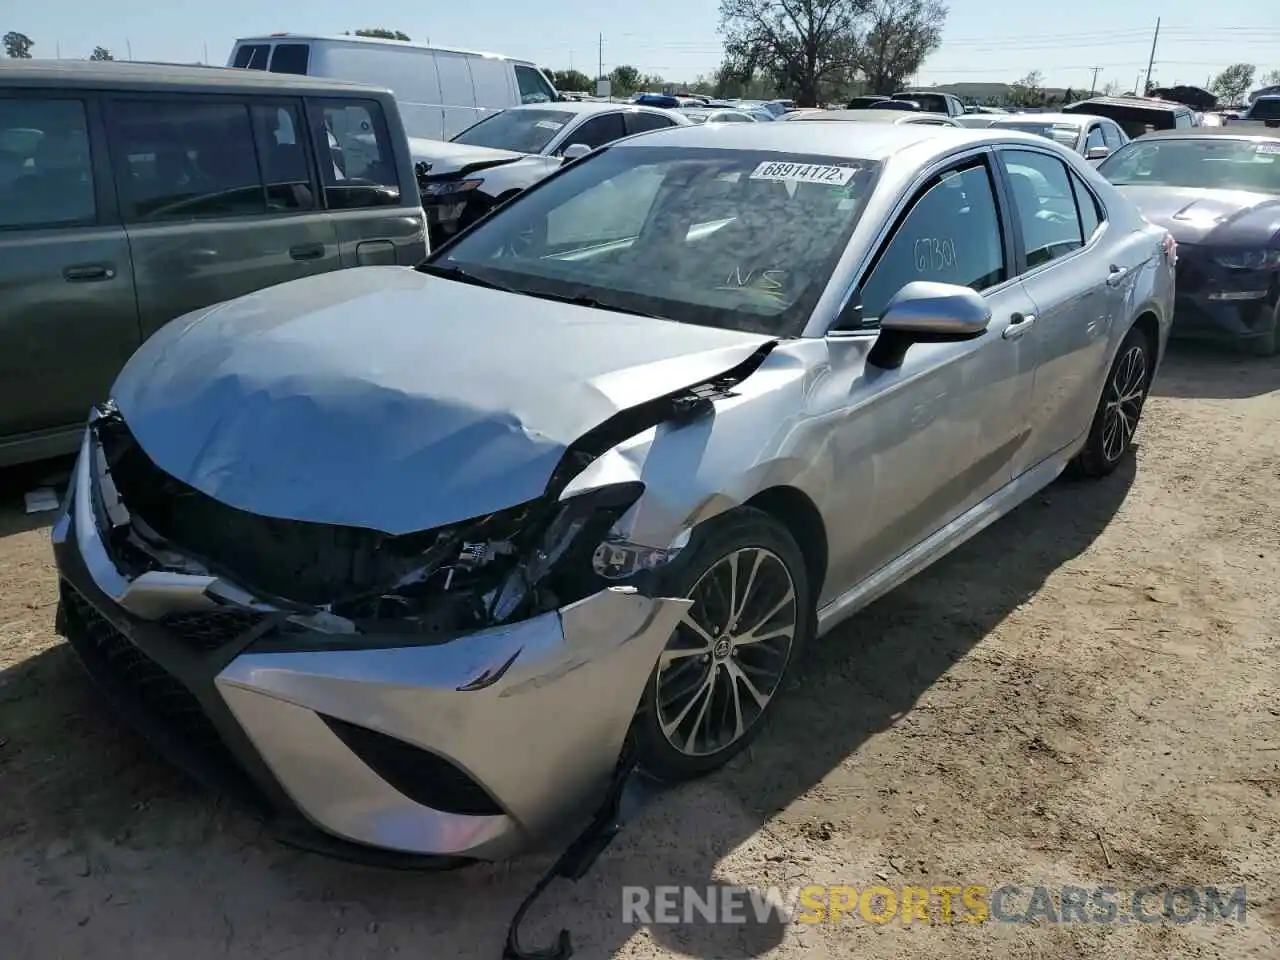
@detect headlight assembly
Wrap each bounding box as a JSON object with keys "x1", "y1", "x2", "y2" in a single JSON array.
[{"x1": 1213, "y1": 248, "x2": 1280, "y2": 270}]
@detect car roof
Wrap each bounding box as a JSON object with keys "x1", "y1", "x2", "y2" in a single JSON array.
[
  {"x1": 508, "y1": 101, "x2": 673, "y2": 117},
  {"x1": 1135, "y1": 126, "x2": 1280, "y2": 141},
  {"x1": 788, "y1": 109, "x2": 947, "y2": 123},
  {"x1": 991, "y1": 112, "x2": 1087, "y2": 125},
  {"x1": 0, "y1": 57, "x2": 389, "y2": 94},
  {"x1": 608, "y1": 120, "x2": 1004, "y2": 163},
  {"x1": 233, "y1": 33, "x2": 523, "y2": 63}
]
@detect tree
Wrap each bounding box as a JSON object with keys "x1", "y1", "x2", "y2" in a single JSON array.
[
  {"x1": 89, "y1": 46, "x2": 114, "y2": 61},
  {"x1": 720, "y1": 0, "x2": 869, "y2": 107},
  {"x1": 1009, "y1": 70, "x2": 1045, "y2": 107},
  {"x1": 609, "y1": 64, "x2": 641, "y2": 95},
  {"x1": 1209, "y1": 62, "x2": 1254, "y2": 105},
  {"x1": 856, "y1": 0, "x2": 947, "y2": 96},
  {"x1": 348, "y1": 28, "x2": 411, "y2": 41},
  {"x1": 1102, "y1": 80, "x2": 1121, "y2": 97},
  {"x1": 550, "y1": 68, "x2": 591, "y2": 92},
  {"x1": 1258, "y1": 68, "x2": 1280, "y2": 88},
  {"x1": 3, "y1": 31, "x2": 34, "y2": 58}
]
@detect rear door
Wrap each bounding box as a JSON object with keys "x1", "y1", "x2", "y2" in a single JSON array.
[
  {"x1": 996, "y1": 147, "x2": 1116, "y2": 471},
  {"x1": 307, "y1": 96, "x2": 427, "y2": 266},
  {"x1": 0, "y1": 90, "x2": 140, "y2": 448},
  {"x1": 104, "y1": 93, "x2": 341, "y2": 339}
]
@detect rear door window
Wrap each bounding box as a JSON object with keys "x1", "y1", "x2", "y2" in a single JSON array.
[
  {"x1": 999, "y1": 149, "x2": 1085, "y2": 269},
  {"x1": 249, "y1": 103, "x2": 315, "y2": 211},
  {"x1": 105, "y1": 99, "x2": 266, "y2": 221},
  {"x1": 0, "y1": 97, "x2": 97, "y2": 228},
  {"x1": 625, "y1": 111, "x2": 677, "y2": 135},
  {"x1": 310, "y1": 98, "x2": 402, "y2": 209},
  {"x1": 1084, "y1": 125, "x2": 1106, "y2": 152},
  {"x1": 436, "y1": 53, "x2": 477, "y2": 107},
  {"x1": 514, "y1": 65, "x2": 557, "y2": 104},
  {"x1": 232, "y1": 44, "x2": 269, "y2": 70},
  {"x1": 268, "y1": 44, "x2": 310, "y2": 76},
  {"x1": 561, "y1": 113, "x2": 626, "y2": 152},
  {"x1": 1101, "y1": 122, "x2": 1125, "y2": 149},
  {"x1": 1070, "y1": 172, "x2": 1103, "y2": 241}
]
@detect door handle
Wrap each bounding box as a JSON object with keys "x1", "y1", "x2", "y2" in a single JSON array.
[
  {"x1": 1106, "y1": 264, "x2": 1129, "y2": 287},
  {"x1": 1002, "y1": 312, "x2": 1037, "y2": 340},
  {"x1": 63, "y1": 263, "x2": 115, "y2": 282},
  {"x1": 289, "y1": 243, "x2": 326, "y2": 262}
]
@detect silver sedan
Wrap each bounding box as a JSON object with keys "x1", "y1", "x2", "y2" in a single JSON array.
[{"x1": 53, "y1": 122, "x2": 1175, "y2": 864}]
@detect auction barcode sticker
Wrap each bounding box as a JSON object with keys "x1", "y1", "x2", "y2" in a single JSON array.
[
  {"x1": 750, "y1": 161, "x2": 857, "y2": 185},
  {"x1": 1255, "y1": 142, "x2": 1280, "y2": 155}
]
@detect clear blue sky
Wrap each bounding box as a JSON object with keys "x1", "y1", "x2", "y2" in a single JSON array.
[{"x1": 9, "y1": 1, "x2": 1279, "y2": 91}]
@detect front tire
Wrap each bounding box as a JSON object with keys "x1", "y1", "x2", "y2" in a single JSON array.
[
  {"x1": 1070, "y1": 325, "x2": 1153, "y2": 478},
  {"x1": 632, "y1": 507, "x2": 813, "y2": 782}
]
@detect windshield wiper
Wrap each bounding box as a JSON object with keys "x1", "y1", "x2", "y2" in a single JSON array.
[
  {"x1": 417, "y1": 262, "x2": 517, "y2": 293},
  {"x1": 526, "y1": 289, "x2": 667, "y2": 320}
]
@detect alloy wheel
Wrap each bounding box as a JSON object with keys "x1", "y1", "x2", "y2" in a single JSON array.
[
  {"x1": 654, "y1": 547, "x2": 798, "y2": 758},
  {"x1": 1101, "y1": 344, "x2": 1148, "y2": 462}
]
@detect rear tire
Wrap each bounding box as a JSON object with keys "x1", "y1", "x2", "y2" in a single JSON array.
[
  {"x1": 1070, "y1": 325, "x2": 1153, "y2": 479},
  {"x1": 632, "y1": 507, "x2": 813, "y2": 783}
]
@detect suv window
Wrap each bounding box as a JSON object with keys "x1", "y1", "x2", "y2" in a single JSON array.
[
  {"x1": 563, "y1": 113, "x2": 626, "y2": 151},
  {"x1": 250, "y1": 104, "x2": 315, "y2": 211},
  {"x1": 515, "y1": 65, "x2": 557, "y2": 105},
  {"x1": 857, "y1": 162, "x2": 1006, "y2": 325},
  {"x1": 626, "y1": 111, "x2": 677, "y2": 135},
  {"x1": 1000, "y1": 149, "x2": 1084, "y2": 268},
  {"x1": 311, "y1": 99, "x2": 401, "y2": 209},
  {"x1": 0, "y1": 98, "x2": 96, "y2": 229},
  {"x1": 268, "y1": 44, "x2": 310, "y2": 75},
  {"x1": 107, "y1": 99, "x2": 266, "y2": 221}
]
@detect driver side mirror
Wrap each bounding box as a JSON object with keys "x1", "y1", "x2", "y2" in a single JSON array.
[
  {"x1": 1085, "y1": 145, "x2": 1111, "y2": 161},
  {"x1": 561, "y1": 143, "x2": 592, "y2": 163},
  {"x1": 864, "y1": 281, "x2": 992, "y2": 370}
]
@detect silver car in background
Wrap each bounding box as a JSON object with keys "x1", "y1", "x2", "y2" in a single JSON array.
[
  {"x1": 986, "y1": 112, "x2": 1131, "y2": 163},
  {"x1": 53, "y1": 123, "x2": 1174, "y2": 864},
  {"x1": 782, "y1": 108, "x2": 962, "y2": 127}
]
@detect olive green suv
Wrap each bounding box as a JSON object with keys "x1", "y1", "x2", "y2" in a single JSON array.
[{"x1": 0, "y1": 60, "x2": 427, "y2": 467}]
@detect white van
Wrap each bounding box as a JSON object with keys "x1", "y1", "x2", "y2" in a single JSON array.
[{"x1": 227, "y1": 34, "x2": 561, "y2": 141}]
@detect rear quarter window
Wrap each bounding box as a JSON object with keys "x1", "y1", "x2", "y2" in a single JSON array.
[
  {"x1": 268, "y1": 44, "x2": 310, "y2": 75},
  {"x1": 232, "y1": 44, "x2": 269, "y2": 70}
]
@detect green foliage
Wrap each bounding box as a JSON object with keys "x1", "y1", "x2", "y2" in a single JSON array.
[
  {"x1": 3, "y1": 31, "x2": 34, "y2": 58},
  {"x1": 349, "y1": 28, "x2": 411, "y2": 41}
]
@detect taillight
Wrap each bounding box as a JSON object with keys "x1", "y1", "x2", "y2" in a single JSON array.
[{"x1": 1162, "y1": 233, "x2": 1177, "y2": 265}]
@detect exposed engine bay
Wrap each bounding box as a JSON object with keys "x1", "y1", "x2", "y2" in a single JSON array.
[{"x1": 87, "y1": 341, "x2": 774, "y2": 637}]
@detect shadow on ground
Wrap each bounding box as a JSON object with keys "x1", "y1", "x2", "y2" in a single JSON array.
[
  {"x1": 0, "y1": 456, "x2": 1136, "y2": 959},
  {"x1": 1152, "y1": 341, "x2": 1280, "y2": 400}
]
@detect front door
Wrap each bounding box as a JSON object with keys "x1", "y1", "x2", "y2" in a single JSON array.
[
  {"x1": 0, "y1": 92, "x2": 140, "y2": 451},
  {"x1": 104, "y1": 94, "x2": 341, "y2": 338},
  {"x1": 821, "y1": 154, "x2": 1039, "y2": 590}
]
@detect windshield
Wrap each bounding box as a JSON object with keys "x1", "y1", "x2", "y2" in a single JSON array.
[
  {"x1": 451, "y1": 109, "x2": 577, "y2": 154},
  {"x1": 424, "y1": 146, "x2": 882, "y2": 336},
  {"x1": 1099, "y1": 137, "x2": 1280, "y2": 194},
  {"x1": 995, "y1": 121, "x2": 1081, "y2": 146}
]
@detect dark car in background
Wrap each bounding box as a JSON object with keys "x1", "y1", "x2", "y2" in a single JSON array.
[
  {"x1": 411, "y1": 102, "x2": 689, "y2": 247},
  {"x1": 1097, "y1": 128, "x2": 1280, "y2": 355},
  {"x1": 0, "y1": 59, "x2": 426, "y2": 468},
  {"x1": 891, "y1": 90, "x2": 966, "y2": 117},
  {"x1": 1063, "y1": 95, "x2": 1197, "y2": 139}
]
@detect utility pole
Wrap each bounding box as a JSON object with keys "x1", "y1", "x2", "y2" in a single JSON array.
[
  {"x1": 1089, "y1": 66, "x2": 1101, "y2": 96},
  {"x1": 1143, "y1": 17, "x2": 1160, "y2": 94},
  {"x1": 126, "y1": 38, "x2": 133, "y2": 60},
  {"x1": 597, "y1": 33, "x2": 603, "y2": 82}
]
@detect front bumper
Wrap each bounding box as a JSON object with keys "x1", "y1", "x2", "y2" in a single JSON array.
[
  {"x1": 52, "y1": 424, "x2": 689, "y2": 863},
  {"x1": 1171, "y1": 247, "x2": 1278, "y2": 344}
]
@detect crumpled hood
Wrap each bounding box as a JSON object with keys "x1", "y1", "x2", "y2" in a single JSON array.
[
  {"x1": 1116, "y1": 185, "x2": 1280, "y2": 244},
  {"x1": 408, "y1": 136, "x2": 525, "y2": 176},
  {"x1": 110, "y1": 267, "x2": 773, "y2": 535}
]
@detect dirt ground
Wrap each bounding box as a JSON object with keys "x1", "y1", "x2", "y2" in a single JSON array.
[{"x1": 1, "y1": 345, "x2": 1277, "y2": 960}]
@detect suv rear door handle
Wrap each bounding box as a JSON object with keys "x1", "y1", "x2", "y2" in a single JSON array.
[
  {"x1": 1002, "y1": 312, "x2": 1036, "y2": 340},
  {"x1": 1106, "y1": 264, "x2": 1129, "y2": 287},
  {"x1": 289, "y1": 243, "x2": 326, "y2": 262},
  {"x1": 63, "y1": 263, "x2": 115, "y2": 282}
]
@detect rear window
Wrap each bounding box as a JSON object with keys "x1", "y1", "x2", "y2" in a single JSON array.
[
  {"x1": 451, "y1": 108, "x2": 576, "y2": 153},
  {"x1": 897, "y1": 93, "x2": 947, "y2": 113},
  {"x1": 995, "y1": 120, "x2": 1082, "y2": 146},
  {"x1": 232, "y1": 44, "x2": 269, "y2": 70},
  {"x1": 269, "y1": 44, "x2": 310, "y2": 75},
  {"x1": 431, "y1": 146, "x2": 882, "y2": 336}
]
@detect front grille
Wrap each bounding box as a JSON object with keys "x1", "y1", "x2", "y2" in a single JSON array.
[
  {"x1": 159, "y1": 609, "x2": 266, "y2": 652},
  {"x1": 62, "y1": 584, "x2": 233, "y2": 766}
]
